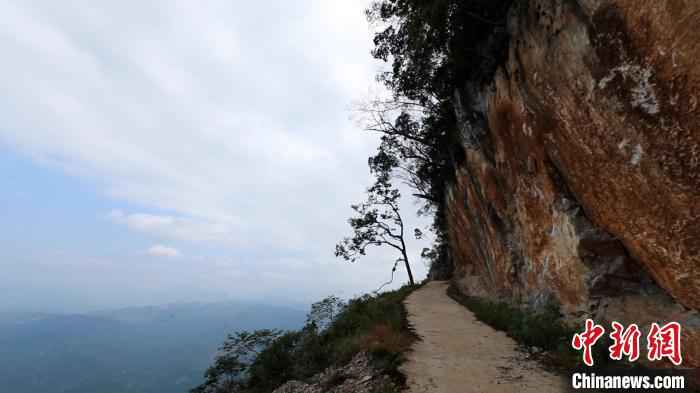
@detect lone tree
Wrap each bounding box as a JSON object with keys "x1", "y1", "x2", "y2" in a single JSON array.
[
  {"x1": 191, "y1": 329, "x2": 282, "y2": 393},
  {"x1": 335, "y1": 169, "x2": 415, "y2": 286},
  {"x1": 306, "y1": 295, "x2": 345, "y2": 331}
]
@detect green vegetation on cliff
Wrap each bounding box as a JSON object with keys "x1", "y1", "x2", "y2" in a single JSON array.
[
  {"x1": 192, "y1": 285, "x2": 418, "y2": 393},
  {"x1": 346, "y1": 0, "x2": 513, "y2": 278},
  {"x1": 446, "y1": 283, "x2": 611, "y2": 372},
  {"x1": 198, "y1": 1, "x2": 523, "y2": 391}
]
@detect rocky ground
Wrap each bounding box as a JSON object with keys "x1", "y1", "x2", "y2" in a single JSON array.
[{"x1": 271, "y1": 352, "x2": 398, "y2": 393}]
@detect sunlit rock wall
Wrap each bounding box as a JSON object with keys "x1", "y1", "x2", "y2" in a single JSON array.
[{"x1": 447, "y1": 0, "x2": 700, "y2": 367}]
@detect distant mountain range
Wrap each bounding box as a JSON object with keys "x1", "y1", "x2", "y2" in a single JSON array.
[{"x1": 0, "y1": 301, "x2": 306, "y2": 393}]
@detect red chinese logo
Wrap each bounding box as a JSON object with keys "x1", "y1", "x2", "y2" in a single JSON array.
[
  {"x1": 572, "y1": 320, "x2": 683, "y2": 366},
  {"x1": 647, "y1": 322, "x2": 682, "y2": 366},
  {"x1": 609, "y1": 322, "x2": 641, "y2": 362},
  {"x1": 572, "y1": 319, "x2": 606, "y2": 366}
]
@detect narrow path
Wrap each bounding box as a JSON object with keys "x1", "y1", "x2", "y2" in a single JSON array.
[{"x1": 401, "y1": 281, "x2": 566, "y2": 393}]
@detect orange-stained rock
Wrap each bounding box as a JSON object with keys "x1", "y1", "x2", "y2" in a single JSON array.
[{"x1": 447, "y1": 0, "x2": 700, "y2": 368}]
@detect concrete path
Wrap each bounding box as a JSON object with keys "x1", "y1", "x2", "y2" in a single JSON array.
[{"x1": 401, "y1": 281, "x2": 566, "y2": 393}]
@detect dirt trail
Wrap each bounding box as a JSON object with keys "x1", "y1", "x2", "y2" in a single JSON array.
[{"x1": 401, "y1": 281, "x2": 566, "y2": 393}]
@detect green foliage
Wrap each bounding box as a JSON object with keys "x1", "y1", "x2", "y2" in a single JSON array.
[
  {"x1": 446, "y1": 284, "x2": 622, "y2": 371},
  {"x1": 358, "y1": 0, "x2": 514, "y2": 280},
  {"x1": 193, "y1": 286, "x2": 418, "y2": 393},
  {"x1": 246, "y1": 331, "x2": 302, "y2": 393},
  {"x1": 446, "y1": 284, "x2": 571, "y2": 351},
  {"x1": 446, "y1": 283, "x2": 631, "y2": 373},
  {"x1": 328, "y1": 286, "x2": 414, "y2": 341},
  {"x1": 421, "y1": 231, "x2": 452, "y2": 279},
  {"x1": 368, "y1": 0, "x2": 512, "y2": 103},
  {"x1": 192, "y1": 329, "x2": 284, "y2": 393},
  {"x1": 335, "y1": 173, "x2": 416, "y2": 285},
  {"x1": 306, "y1": 295, "x2": 345, "y2": 331}
]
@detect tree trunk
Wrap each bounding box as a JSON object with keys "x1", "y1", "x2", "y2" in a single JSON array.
[{"x1": 402, "y1": 250, "x2": 415, "y2": 285}]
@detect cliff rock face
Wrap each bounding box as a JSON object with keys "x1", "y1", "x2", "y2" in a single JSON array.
[{"x1": 447, "y1": 0, "x2": 700, "y2": 367}]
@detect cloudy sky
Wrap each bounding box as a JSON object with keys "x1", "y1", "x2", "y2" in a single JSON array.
[{"x1": 0, "y1": 0, "x2": 430, "y2": 313}]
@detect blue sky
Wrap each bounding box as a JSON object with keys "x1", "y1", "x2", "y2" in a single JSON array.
[{"x1": 0, "y1": 0, "x2": 430, "y2": 313}]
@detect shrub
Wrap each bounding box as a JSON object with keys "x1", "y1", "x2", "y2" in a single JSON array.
[
  {"x1": 360, "y1": 323, "x2": 413, "y2": 355},
  {"x1": 446, "y1": 283, "x2": 624, "y2": 372},
  {"x1": 193, "y1": 284, "x2": 419, "y2": 393},
  {"x1": 446, "y1": 284, "x2": 572, "y2": 351}
]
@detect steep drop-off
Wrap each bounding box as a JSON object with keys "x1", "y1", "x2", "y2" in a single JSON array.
[{"x1": 447, "y1": 0, "x2": 700, "y2": 367}]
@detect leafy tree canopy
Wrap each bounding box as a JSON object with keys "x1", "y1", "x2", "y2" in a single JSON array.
[
  {"x1": 358, "y1": 0, "x2": 513, "y2": 277},
  {"x1": 335, "y1": 172, "x2": 416, "y2": 285}
]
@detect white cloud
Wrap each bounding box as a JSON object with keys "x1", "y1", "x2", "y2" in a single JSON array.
[
  {"x1": 108, "y1": 210, "x2": 242, "y2": 246},
  {"x1": 147, "y1": 244, "x2": 181, "y2": 258},
  {"x1": 0, "y1": 0, "x2": 386, "y2": 252},
  {"x1": 0, "y1": 0, "x2": 431, "y2": 309}
]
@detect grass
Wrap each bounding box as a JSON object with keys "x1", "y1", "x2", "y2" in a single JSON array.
[
  {"x1": 242, "y1": 284, "x2": 420, "y2": 393},
  {"x1": 323, "y1": 284, "x2": 419, "y2": 385},
  {"x1": 446, "y1": 283, "x2": 700, "y2": 392},
  {"x1": 446, "y1": 282, "x2": 585, "y2": 371}
]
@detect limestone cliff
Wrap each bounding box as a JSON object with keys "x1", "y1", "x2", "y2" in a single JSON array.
[{"x1": 447, "y1": 0, "x2": 700, "y2": 367}]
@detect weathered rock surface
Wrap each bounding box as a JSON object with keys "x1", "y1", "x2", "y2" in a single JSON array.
[
  {"x1": 447, "y1": 0, "x2": 700, "y2": 367},
  {"x1": 271, "y1": 352, "x2": 397, "y2": 393}
]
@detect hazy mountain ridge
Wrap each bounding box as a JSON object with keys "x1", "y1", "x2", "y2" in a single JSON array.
[{"x1": 1, "y1": 301, "x2": 305, "y2": 393}]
